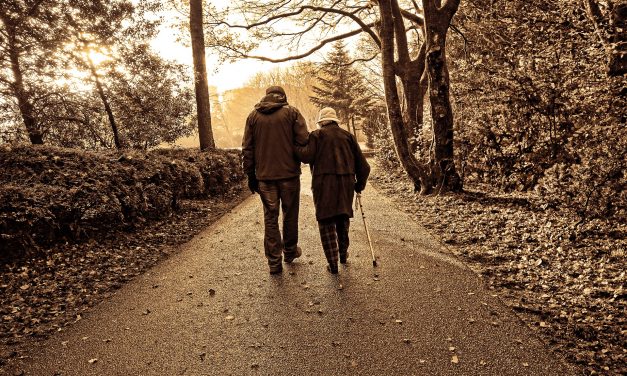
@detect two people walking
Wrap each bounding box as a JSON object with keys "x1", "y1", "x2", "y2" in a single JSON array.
[{"x1": 242, "y1": 86, "x2": 370, "y2": 275}]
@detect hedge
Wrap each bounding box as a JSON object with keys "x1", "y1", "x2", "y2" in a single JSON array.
[{"x1": 0, "y1": 145, "x2": 245, "y2": 261}]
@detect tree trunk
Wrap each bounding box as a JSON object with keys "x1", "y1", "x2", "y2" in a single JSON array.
[
  {"x1": 5, "y1": 24, "x2": 43, "y2": 144},
  {"x1": 584, "y1": 0, "x2": 627, "y2": 76},
  {"x1": 398, "y1": 43, "x2": 427, "y2": 155},
  {"x1": 190, "y1": 0, "x2": 215, "y2": 150},
  {"x1": 379, "y1": 0, "x2": 432, "y2": 193},
  {"x1": 423, "y1": 0, "x2": 462, "y2": 193},
  {"x1": 87, "y1": 56, "x2": 122, "y2": 149}
]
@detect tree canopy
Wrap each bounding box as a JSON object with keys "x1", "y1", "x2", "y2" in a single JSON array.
[{"x1": 0, "y1": 0, "x2": 195, "y2": 149}]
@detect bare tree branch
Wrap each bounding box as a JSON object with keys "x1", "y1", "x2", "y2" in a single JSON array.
[
  {"x1": 230, "y1": 25, "x2": 374, "y2": 63},
  {"x1": 208, "y1": 4, "x2": 381, "y2": 47}
]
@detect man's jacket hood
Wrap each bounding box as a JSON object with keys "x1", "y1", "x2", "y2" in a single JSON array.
[{"x1": 255, "y1": 93, "x2": 288, "y2": 114}]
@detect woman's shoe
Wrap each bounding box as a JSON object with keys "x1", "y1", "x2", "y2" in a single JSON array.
[{"x1": 327, "y1": 263, "x2": 339, "y2": 274}]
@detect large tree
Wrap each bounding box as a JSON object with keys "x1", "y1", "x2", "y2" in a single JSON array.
[
  {"x1": 204, "y1": 0, "x2": 463, "y2": 193},
  {"x1": 190, "y1": 0, "x2": 215, "y2": 150},
  {"x1": 0, "y1": 0, "x2": 66, "y2": 144}
]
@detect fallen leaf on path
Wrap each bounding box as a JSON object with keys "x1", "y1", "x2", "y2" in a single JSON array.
[
  {"x1": 395, "y1": 319, "x2": 403, "y2": 324},
  {"x1": 448, "y1": 346, "x2": 456, "y2": 351},
  {"x1": 480, "y1": 360, "x2": 487, "y2": 366},
  {"x1": 451, "y1": 355, "x2": 459, "y2": 364},
  {"x1": 225, "y1": 315, "x2": 235, "y2": 320},
  {"x1": 88, "y1": 358, "x2": 98, "y2": 364},
  {"x1": 522, "y1": 362, "x2": 529, "y2": 367}
]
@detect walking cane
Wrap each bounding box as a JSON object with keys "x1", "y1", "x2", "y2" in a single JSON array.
[{"x1": 356, "y1": 193, "x2": 378, "y2": 267}]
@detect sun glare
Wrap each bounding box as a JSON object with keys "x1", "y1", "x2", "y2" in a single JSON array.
[{"x1": 86, "y1": 49, "x2": 110, "y2": 67}]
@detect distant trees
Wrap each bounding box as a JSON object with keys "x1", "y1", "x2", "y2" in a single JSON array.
[
  {"x1": 247, "y1": 62, "x2": 319, "y2": 128},
  {"x1": 207, "y1": 63, "x2": 320, "y2": 148}
]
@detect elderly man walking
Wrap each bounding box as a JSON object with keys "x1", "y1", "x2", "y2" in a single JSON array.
[
  {"x1": 242, "y1": 86, "x2": 309, "y2": 274},
  {"x1": 296, "y1": 107, "x2": 370, "y2": 274}
]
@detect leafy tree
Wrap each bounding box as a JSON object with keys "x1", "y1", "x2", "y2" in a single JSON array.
[
  {"x1": 107, "y1": 44, "x2": 195, "y2": 149},
  {"x1": 0, "y1": 0, "x2": 195, "y2": 150},
  {"x1": 309, "y1": 41, "x2": 372, "y2": 133},
  {"x1": 0, "y1": 0, "x2": 66, "y2": 144},
  {"x1": 63, "y1": 0, "x2": 141, "y2": 149},
  {"x1": 448, "y1": 0, "x2": 625, "y2": 222}
]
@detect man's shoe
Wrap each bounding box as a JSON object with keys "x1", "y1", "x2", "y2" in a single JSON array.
[
  {"x1": 327, "y1": 263, "x2": 339, "y2": 274},
  {"x1": 283, "y1": 246, "x2": 302, "y2": 263},
  {"x1": 339, "y1": 251, "x2": 348, "y2": 264},
  {"x1": 269, "y1": 265, "x2": 283, "y2": 274}
]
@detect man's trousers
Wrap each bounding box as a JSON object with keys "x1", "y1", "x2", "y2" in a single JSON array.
[{"x1": 258, "y1": 177, "x2": 300, "y2": 269}]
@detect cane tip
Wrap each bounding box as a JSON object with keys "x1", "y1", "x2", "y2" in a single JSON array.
[{"x1": 373, "y1": 260, "x2": 378, "y2": 267}]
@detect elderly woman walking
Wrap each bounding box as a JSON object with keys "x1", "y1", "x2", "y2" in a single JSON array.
[{"x1": 297, "y1": 107, "x2": 370, "y2": 274}]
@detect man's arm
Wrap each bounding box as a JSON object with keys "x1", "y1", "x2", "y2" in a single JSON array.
[
  {"x1": 242, "y1": 112, "x2": 255, "y2": 176},
  {"x1": 295, "y1": 132, "x2": 317, "y2": 164},
  {"x1": 292, "y1": 107, "x2": 309, "y2": 146}
]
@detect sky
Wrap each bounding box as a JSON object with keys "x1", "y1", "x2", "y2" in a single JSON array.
[
  {"x1": 151, "y1": 24, "x2": 277, "y2": 93},
  {"x1": 149, "y1": 2, "x2": 288, "y2": 94}
]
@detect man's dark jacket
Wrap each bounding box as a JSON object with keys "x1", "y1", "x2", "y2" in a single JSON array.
[
  {"x1": 296, "y1": 123, "x2": 370, "y2": 221},
  {"x1": 242, "y1": 95, "x2": 309, "y2": 180}
]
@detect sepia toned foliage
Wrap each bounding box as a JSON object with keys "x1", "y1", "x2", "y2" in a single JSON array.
[
  {"x1": 0, "y1": 0, "x2": 196, "y2": 149},
  {"x1": 448, "y1": 0, "x2": 626, "y2": 222},
  {"x1": 309, "y1": 41, "x2": 374, "y2": 131}
]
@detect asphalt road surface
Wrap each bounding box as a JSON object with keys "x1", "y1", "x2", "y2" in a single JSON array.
[{"x1": 11, "y1": 170, "x2": 575, "y2": 376}]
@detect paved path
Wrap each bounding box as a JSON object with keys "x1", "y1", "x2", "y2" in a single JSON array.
[{"x1": 11, "y1": 170, "x2": 574, "y2": 376}]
